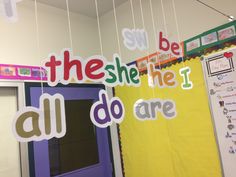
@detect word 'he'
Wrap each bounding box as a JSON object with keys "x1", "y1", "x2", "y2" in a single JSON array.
[
  {"x1": 134, "y1": 98, "x2": 177, "y2": 120},
  {"x1": 44, "y1": 50, "x2": 140, "y2": 87},
  {"x1": 12, "y1": 94, "x2": 66, "y2": 142},
  {"x1": 90, "y1": 90, "x2": 125, "y2": 128},
  {"x1": 122, "y1": 28, "x2": 149, "y2": 51},
  {"x1": 147, "y1": 63, "x2": 177, "y2": 88}
]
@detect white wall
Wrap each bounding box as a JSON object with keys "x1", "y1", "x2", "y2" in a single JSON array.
[
  {"x1": 100, "y1": 0, "x2": 236, "y2": 63},
  {"x1": 0, "y1": 0, "x2": 235, "y2": 65},
  {"x1": 0, "y1": 0, "x2": 100, "y2": 66}
]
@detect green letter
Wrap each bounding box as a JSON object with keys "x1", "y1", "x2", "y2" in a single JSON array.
[
  {"x1": 105, "y1": 64, "x2": 117, "y2": 85},
  {"x1": 130, "y1": 67, "x2": 140, "y2": 85},
  {"x1": 179, "y1": 66, "x2": 193, "y2": 90}
]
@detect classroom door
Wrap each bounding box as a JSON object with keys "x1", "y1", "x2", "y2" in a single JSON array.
[{"x1": 25, "y1": 83, "x2": 113, "y2": 177}]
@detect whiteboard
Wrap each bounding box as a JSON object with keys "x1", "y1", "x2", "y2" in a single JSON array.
[{"x1": 202, "y1": 48, "x2": 236, "y2": 177}]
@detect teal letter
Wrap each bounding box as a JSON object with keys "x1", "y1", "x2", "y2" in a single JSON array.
[
  {"x1": 105, "y1": 65, "x2": 117, "y2": 84},
  {"x1": 115, "y1": 57, "x2": 130, "y2": 84},
  {"x1": 130, "y1": 67, "x2": 140, "y2": 85}
]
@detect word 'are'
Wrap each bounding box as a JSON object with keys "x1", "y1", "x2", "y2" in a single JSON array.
[{"x1": 134, "y1": 98, "x2": 177, "y2": 120}]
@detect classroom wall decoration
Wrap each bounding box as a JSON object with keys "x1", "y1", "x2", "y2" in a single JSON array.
[
  {"x1": 12, "y1": 93, "x2": 66, "y2": 142},
  {"x1": 184, "y1": 21, "x2": 236, "y2": 56},
  {"x1": 12, "y1": 46, "x2": 193, "y2": 142},
  {"x1": 0, "y1": 64, "x2": 47, "y2": 81},
  {"x1": 0, "y1": 0, "x2": 235, "y2": 175},
  {"x1": 202, "y1": 48, "x2": 236, "y2": 177},
  {"x1": 122, "y1": 28, "x2": 149, "y2": 51}
]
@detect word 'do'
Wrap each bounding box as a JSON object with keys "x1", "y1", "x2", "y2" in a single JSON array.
[{"x1": 90, "y1": 90, "x2": 125, "y2": 128}]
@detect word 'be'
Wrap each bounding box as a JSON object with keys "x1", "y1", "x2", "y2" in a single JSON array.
[
  {"x1": 158, "y1": 31, "x2": 182, "y2": 57},
  {"x1": 13, "y1": 94, "x2": 66, "y2": 142}
]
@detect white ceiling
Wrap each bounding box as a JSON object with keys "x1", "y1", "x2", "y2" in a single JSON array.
[{"x1": 36, "y1": 0, "x2": 128, "y2": 18}]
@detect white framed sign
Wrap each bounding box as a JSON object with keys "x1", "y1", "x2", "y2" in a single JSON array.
[{"x1": 202, "y1": 48, "x2": 236, "y2": 177}]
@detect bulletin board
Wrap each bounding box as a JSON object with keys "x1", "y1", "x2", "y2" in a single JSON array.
[{"x1": 115, "y1": 59, "x2": 222, "y2": 177}]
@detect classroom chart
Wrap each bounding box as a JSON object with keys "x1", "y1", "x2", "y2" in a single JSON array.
[{"x1": 202, "y1": 48, "x2": 236, "y2": 177}]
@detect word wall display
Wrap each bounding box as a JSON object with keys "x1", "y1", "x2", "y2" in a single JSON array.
[{"x1": 12, "y1": 30, "x2": 193, "y2": 142}]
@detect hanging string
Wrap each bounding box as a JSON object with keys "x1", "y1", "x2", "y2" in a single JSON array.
[
  {"x1": 139, "y1": 0, "x2": 149, "y2": 59},
  {"x1": 160, "y1": 1, "x2": 177, "y2": 172},
  {"x1": 139, "y1": 0, "x2": 157, "y2": 99},
  {"x1": 148, "y1": 0, "x2": 159, "y2": 98},
  {"x1": 34, "y1": 0, "x2": 44, "y2": 94},
  {"x1": 139, "y1": 0, "x2": 145, "y2": 32},
  {"x1": 171, "y1": 0, "x2": 185, "y2": 66},
  {"x1": 160, "y1": 0, "x2": 168, "y2": 36},
  {"x1": 129, "y1": 0, "x2": 136, "y2": 29},
  {"x1": 94, "y1": 0, "x2": 104, "y2": 55},
  {"x1": 112, "y1": 0, "x2": 122, "y2": 57},
  {"x1": 149, "y1": 0, "x2": 161, "y2": 70},
  {"x1": 66, "y1": 0, "x2": 73, "y2": 54}
]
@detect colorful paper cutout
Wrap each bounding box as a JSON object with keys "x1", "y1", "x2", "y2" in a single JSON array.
[
  {"x1": 90, "y1": 90, "x2": 125, "y2": 128},
  {"x1": 12, "y1": 93, "x2": 66, "y2": 142}
]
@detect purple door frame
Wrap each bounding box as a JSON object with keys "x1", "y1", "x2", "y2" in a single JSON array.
[{"x1": 25, "y1": 83, "x2": 113, "y2": 177}]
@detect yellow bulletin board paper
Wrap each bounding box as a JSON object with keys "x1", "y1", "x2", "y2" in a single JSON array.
[{"x1": 115, "y1": 58, "x2": 222, "y2": 177}]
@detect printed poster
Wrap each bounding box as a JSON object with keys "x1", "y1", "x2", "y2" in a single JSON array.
[{"x1": 202, "y1": 48, "x2": 236, "y2": 177}]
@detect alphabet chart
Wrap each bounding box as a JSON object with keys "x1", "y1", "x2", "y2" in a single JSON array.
[{"x1": 202, "y1": 48, "x2": 236, "y2": 177}]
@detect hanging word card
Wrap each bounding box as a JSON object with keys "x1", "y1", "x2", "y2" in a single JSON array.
[
  {"x1": 202, "y1": 48, "x2": 236, "y2": 177},
  {"x1": 13, "y1": 48, "x2": 193, "y2": 142}
]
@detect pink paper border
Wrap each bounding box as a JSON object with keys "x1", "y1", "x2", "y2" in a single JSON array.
[{"x1": 0, "y1": 64, "x2": 47, "y2": 81}]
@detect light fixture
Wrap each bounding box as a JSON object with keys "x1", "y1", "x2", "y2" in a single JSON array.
[
  {"x1": 0, "y1": 0, "x2": 21, "y2": 22},
  {"x1": 228, "y1": 15, "x2": 234, "y2": 22}
]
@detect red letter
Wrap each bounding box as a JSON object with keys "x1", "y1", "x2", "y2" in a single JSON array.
[
  {"x1": 159, "y1": 32, "x2": 170, "y2": 52},
  {"x1": 45, "y1": 55, "x2": 61, "y2": 82},
  {"x1": 85, "y1": 59, "x2": 105, "y2": 80},
  {"x1": 63, "y1": 50, "x2": 83, "y2": 81},
  {"x1": 171, "y1": 42, "x2": 180, "y2": 56}
]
